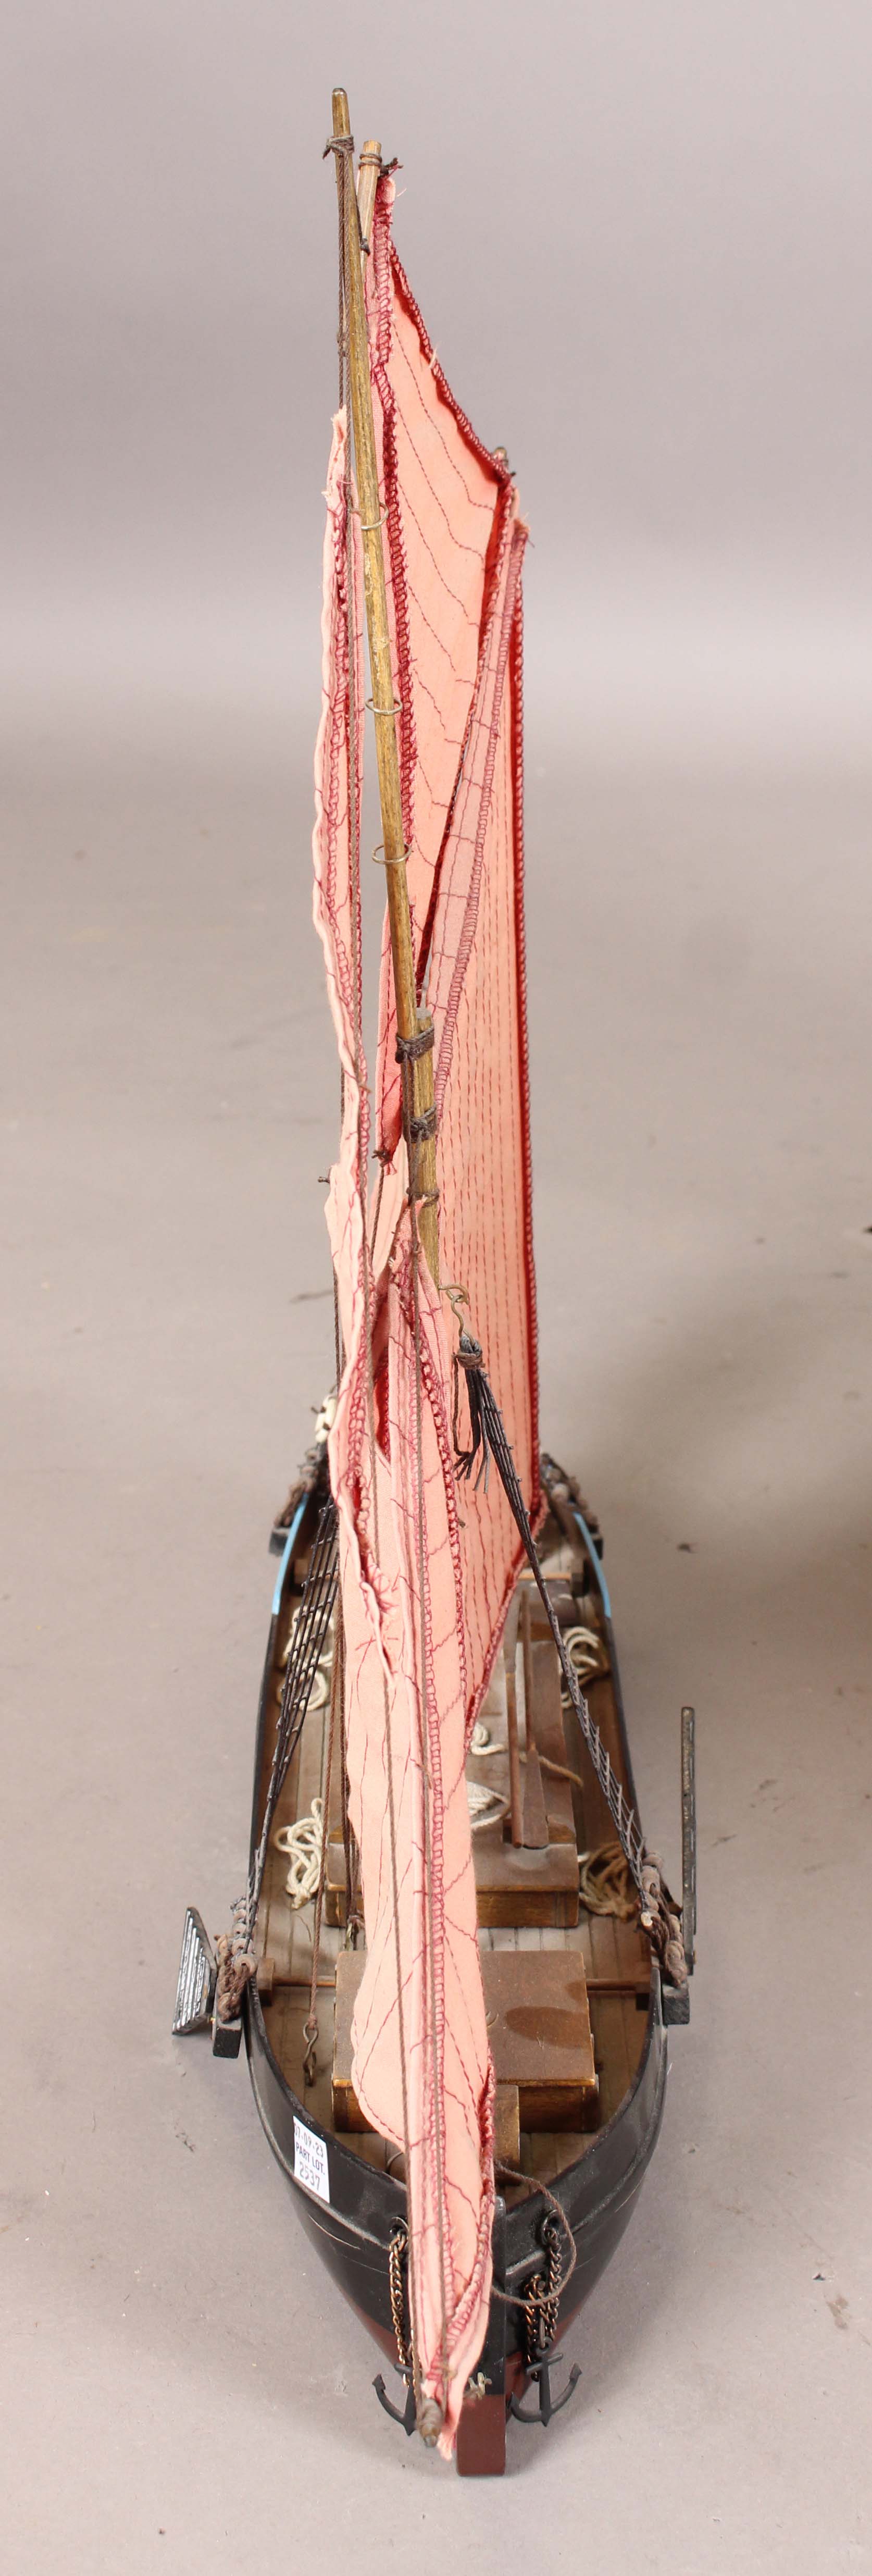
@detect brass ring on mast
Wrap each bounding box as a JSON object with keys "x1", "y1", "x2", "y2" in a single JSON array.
[{"x1": 371, "y1": 838, "x2": 413, "y2": 870}]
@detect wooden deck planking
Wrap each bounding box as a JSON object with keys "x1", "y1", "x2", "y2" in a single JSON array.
[{"x1": 256, "y1": 1548, "x2": 651, "y2": 2173}]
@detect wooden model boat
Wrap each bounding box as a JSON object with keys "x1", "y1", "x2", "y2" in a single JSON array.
[{"x1": 174, "y1": 91, "x2": 696, "y2": 2476}]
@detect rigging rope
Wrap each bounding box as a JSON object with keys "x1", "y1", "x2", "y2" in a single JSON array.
[
  {"x1": 559, "y1": 1624, "x2": 606, "y2": 1693},
  {"x1": 303, "y1": 1624, "x2": 342, "y2": 2084},
  {"x1": 404, "y1": 1056, "x2": 452, "y2": 2439},
  {"x1": 453, "y1": 1335, "x2": 688, "y2": 1987},
  {"x1": 214, "y1": 1500, "x2": 339, "y2": 2021},
  {"x1": 466, "y1": 1778, "x2": 508, "y2": 1829},
  {"x1": 578, "y1": 1840, "x2": 639, "y2": 1922}
]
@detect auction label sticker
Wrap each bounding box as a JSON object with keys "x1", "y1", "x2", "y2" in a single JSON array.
[{"x1": 293, "y1": 2116, "x2": 330, "y2": 2203}]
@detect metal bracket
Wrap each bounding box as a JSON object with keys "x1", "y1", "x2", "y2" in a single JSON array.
[
  {"x1": 172, "y1": 1908, "x2": 217, "y2": 2035},
  {"x1": 373, "y1": 2370, "x2": 417, "y2": 2435},
  {"x1": 662, "y1": 1979, "x2": 691, "y2": 2026},
  {"x1": 509, "y1": 2355, "x2": 581, "y2": 2426},
  {"x1": 211, "y1": 2003, "x2": 243, "y2": 2059},
  {"x1": 171, "y1": 1906, "x2": 243, "y2": 2056}
]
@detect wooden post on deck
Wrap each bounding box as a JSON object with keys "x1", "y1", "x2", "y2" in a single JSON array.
[{"x1": 329, "y1": 88, "x2": 439, "y2": 1284}]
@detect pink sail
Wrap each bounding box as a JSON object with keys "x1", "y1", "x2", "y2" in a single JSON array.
[{"x1": 312, "y1": 176, "x2": 538, "y2": 2454}]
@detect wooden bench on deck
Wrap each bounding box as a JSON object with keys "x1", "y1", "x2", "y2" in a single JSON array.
[{"x1": 331, "y1": 1946, "x2": 599, "y2": 2145}]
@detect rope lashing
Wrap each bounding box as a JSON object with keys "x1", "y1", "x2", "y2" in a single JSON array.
[
  {"x1": 214, "y1": 1899, "x2": 254, "y2": 2024},
  {"x1": 394, "y1": 1021, "x2": 440, "y2": 1205},
  {"x1": 323, "y1": 131, "x2": 355, "y2": 158},
  {"x1": 408, "y1": 1104, "x2": 437, "y2": 1143},
  {"x1": 395, "y1": 1023, "x2": 434, "y2": 1064}
]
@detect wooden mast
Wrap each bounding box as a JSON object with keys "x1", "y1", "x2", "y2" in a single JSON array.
[
  {"x1": 355, "y1": 136, "x2": 381, "y2": 269},
  {"x1": 330, "y1": 86, "x2": 439, "y2": 1285}
]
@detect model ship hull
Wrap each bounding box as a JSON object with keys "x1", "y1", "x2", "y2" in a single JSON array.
[
  {"x1": 236, "y1": 1455, "x2": 679, "y2": 2472},
  {"x1": 245, "y1": 1954, "x2": 667, "y2": 2424},
  {"x1": 173, "y1": 96, "x2": 695, "y2": 2476}
]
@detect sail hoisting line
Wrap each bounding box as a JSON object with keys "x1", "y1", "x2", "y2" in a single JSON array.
[{"x1": 452, "y1": 1335, "x2": 689, "y2": 1987}]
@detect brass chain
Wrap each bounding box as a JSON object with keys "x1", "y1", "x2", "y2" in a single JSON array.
[
  {"x1": 524, "y1": 2219, "x2": 563, "y2": 2364},
  {"x1": 388, "y1": 2223, "x2": 410, "y2": 2372}
]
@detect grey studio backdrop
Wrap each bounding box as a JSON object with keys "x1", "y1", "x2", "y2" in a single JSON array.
[{"x1": 2, "y1": 8, "x2": 870, "y2": 2574}]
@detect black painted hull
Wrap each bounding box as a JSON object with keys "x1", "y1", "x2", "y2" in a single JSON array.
[
  {"x1": 243, "y1": 1488, "x2": 670, "y2": 2410},
  {"x1": 245, "y1": 1959, "x2": 667, "y2": 2363}
]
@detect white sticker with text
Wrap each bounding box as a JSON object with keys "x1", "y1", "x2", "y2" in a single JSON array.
[{"x1": 293, "y1": 2116, "x2": 330, "y2": 2203}]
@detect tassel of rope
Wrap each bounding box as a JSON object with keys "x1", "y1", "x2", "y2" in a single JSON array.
[{"x1": 452, "y1": 1332, "x2": 491, "y2": 1488}]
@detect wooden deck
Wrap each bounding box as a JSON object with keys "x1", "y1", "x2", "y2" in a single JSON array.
[{"x1": 253, "y1": 1526, "x2": 650, "y2": 2196}]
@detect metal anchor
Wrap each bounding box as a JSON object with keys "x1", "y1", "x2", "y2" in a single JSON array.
[
  {"x1": 509, "y1": 2354, "x2": 581, "y2": 2426},
  {"x1": 373, "y1": 2370, "x2": 417, "y2": 2435}
]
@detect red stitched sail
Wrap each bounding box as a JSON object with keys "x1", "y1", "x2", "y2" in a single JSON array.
[
  {"x1": 313, "y1": 174, "x2": 538, "y2": 2454},
  {"x1": 368, "y1": 175, "x2": 540, "y2": 1748}
]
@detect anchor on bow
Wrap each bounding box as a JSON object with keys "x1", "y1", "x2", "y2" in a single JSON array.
[
  {"x1": 509, "y1": 2354, "x2": 581, "y2": 2427},
  {"x1": 508, "y1": 2210, "x2": 581, "y2": 2429},
  {"x1": 373, "y1": 2369, "x2": 417, "y2": 2436}
]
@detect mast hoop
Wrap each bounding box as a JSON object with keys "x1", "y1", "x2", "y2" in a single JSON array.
[{"x1": 371, "y1": 837, "x2": 413, "y2": 870}]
